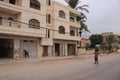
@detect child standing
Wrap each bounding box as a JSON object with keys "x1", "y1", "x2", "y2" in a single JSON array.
[{"x1": 94, "y1": 48, "x2": 99, "y2": 65}]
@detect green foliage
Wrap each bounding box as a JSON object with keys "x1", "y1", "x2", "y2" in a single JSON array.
[
  {"x1": 76, "y1": 16, "x2": 81, "y2": 21},
  {"x1": 69, "y1": 11, "x2": 79, "y2": 17},
  {"x1": 65, "y1": 0, "x2": 80, "y2": 9},
  {"x1": 89, "y1": 34, "x2": 103, "y2": 48}
]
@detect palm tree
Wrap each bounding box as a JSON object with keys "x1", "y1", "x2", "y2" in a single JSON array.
[
  {"x1": 65, "y1": 0, "x2": 80, "y2": 9},
  {"x1": 77, "y1": 5, "x2": 90, "y2": 37},
  {"x1": 65, "y1": 0, "x2": 90, "y2": 37}
]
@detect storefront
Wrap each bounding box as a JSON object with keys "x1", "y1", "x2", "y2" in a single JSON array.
[{"x1": 53, "y1": 40, "x2": 77, "y2": 57}]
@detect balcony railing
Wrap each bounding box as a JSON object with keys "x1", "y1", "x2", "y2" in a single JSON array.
[
  {"x1": 0, "y1": 18, "x2": 81, "y2": 39},
  {"x1": 54, "y1": 31, "x2": 80, "y2": 41},
  {"x1": 0, "y1": 18, "x2": 21, "y2": 28},
  {"x1": 0, "y1": 18, "x2": 47, "y2": 37},
  {"x1": 0, "y1": 18, "x2": 46, "y2": 29}
]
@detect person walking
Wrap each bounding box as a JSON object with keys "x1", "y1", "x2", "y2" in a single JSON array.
[{"x1": 23, "y1": 49, "x2": 29, "y2": 58}]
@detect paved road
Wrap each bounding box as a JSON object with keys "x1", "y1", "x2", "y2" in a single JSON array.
[{"x1": 0, "y1": 53, "x2": 120, "y2": 80}]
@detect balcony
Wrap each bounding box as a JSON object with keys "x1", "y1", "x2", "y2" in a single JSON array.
[
  {"x1": 54, "y1": 31, "x2": 81, "y2": 41},
  {"x1": 0, "y1": 18, "x2": 46, "y2": 38},
  {"x1": 69, "y1": 11, "x2": 81, "y2": 28},
  {"x1": 0, "y1": 1, "x2": 21, "y2": 14}
]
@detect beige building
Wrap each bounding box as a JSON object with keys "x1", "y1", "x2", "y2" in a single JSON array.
[
  {"x1": 81, "y1": 38, "x2": 91, "y2": 48},
  {"x1": 102, "y1": 32, "x2": 118, "y2": 44},
  {"x1": 102, "y1": 32, "x2": 120, "y2": 52},
  {"x1": 0, "y1": 0, "x2": 81, "y2": 59}
]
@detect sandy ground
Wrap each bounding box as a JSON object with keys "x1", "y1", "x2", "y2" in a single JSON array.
[{"x1": 0, "y1": 53, "x2": 120, "y2": 80}]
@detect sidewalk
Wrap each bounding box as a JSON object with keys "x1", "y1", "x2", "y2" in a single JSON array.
[{"x1": 0, "y1": 54, "x2": 94, "y2": 65}]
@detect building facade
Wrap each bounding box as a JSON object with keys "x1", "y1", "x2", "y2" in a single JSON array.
[
  {"x1": 81, "y1": 38, "x2": 91, "y2": 48},
  {"x1": 101, "y1": 32, "x2": 120, "y2": 52},
  {"x1": 0, "y1": 0, "x2": 81, "y2": 59}
]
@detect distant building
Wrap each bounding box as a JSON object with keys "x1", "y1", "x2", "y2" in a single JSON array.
[
  {"x1": 102, "y1": 32, "x2": 120, "y2": 51},
  {"x1": 81, "y1": 38, "x2": 91, "y2": 48}
]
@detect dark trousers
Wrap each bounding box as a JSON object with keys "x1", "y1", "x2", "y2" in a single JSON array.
[
  {"x1": 95, "y1": 57, "x2": 98, "y2": 64},
  {"x1": 25, "y1": 53, "x2": 29, "y2": 58}
]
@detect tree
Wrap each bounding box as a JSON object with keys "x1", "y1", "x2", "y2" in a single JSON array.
[
  {"x1": 89, "y1": 34, "x2": 103, "y2": 48},
  {"x1": 65, "y1": 0, "x2": 80, "y2": 9},
  {"x1": 65, "y1": 0, "x2": 90, "y2": 37},
  {"x1": 105, "y1": 35, "x2": 115, "y2": 52}
]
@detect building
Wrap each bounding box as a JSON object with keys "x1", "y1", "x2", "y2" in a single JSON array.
[
  {"x1": 0, "y1": 0, "x2": 81, "y2": 59},
  {"x1": 81, "y1": 38, "x2": 91, "y2": 48},
  {"x1": 102, "y1": 32, "x2": 120, "y2": 52}
]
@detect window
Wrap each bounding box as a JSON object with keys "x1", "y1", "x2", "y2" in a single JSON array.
[
  {"x1": 9, "y1": 0, "x2": 16, "y2": 4},
  {"x1": 0, "y1": 17, "x2": 2, "y2": 25},
  {"x1": 8, "y1": 17, "x2": 14, "y2": 27},
  {"x1": 48, "y1": 14, "x2": 51, "y2": 23},
  {"x1": 30, "y1": 40, "x2": 34, "y2": 42},
  {"x1": 0, "y1": 0, "x2": 3, "y2": 1},
  {"x1": 70, "y1": 17, "x2": 75, "y2": 22},
  {"x1": 46, "y1": 29, "x2": 50, "y2": 38},
  {"x1": 24, "y1": 40, "x2": 28, "y2": 42},
  {"x1": 70, "y1": 30, "x2": 75, "y2": 36},
  {"x1": 48, "y1": 29, "x2": 50, "y2": 38},
  {"x1": 8, "y1": 17, "x2": 14, "y2": 21},
  {"x1": 29, "y1": 19, "x2": 40, "y2": 29},
  {"x1": 59, "y1": 26, "x2": 65, "y2": 34},
  {"x1": 47, "y1": 0, "x2": 51, "y2": 6},
  {"x1": 59, "y1": 10, "x2": 65, "y2": 18},
  {"x1": 46, "y1": 14, "x2": 51, "y2": 23},
  {"x1": 30, "y1": 0, "x2": 40, "y2": 10},
  {"x1": 48, "y1": 0, "x2": 51, "y2": 6}
]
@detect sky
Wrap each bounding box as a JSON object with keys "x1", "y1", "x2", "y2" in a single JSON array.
[{"x1": 55, "y1": 0, "x2": 120, "y2": 36}]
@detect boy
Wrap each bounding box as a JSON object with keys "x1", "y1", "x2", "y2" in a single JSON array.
[{"x1": 94, "y1": 48, "x2": 99, "y2": 65}]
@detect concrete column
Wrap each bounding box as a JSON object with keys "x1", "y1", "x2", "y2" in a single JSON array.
[
  {"x1": 38, "y1": 40, "x2": 43, "y2": 58},
  {"x1": 64, "y1": 44, "x2": 68, "y2": 56},
  {"x1": 75, "y1": 43, "x2": 78, "y2": 55},
  {"x1": 53, "y1": 44, "x2": 55, "y2": 57},
  {"x1": 14, "y1": 39, "x2": 20, "y2": 59},
  {"x1": 48, "y1": 46, "x2": 53, "y2": 57},
  {"x1": 59, "y1": 44, "x2": 62, "y2": 56},
  {"x1": 63, "y1": 43, "x2": 65, "y2": 56}
]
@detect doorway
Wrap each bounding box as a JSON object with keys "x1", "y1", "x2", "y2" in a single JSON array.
[
  {"x1": 43, "y1": 46, "x2": 48, "y2": 57},
  {"x1": 0, "y1": 39, "x2": 14, "y2": 58},
  {"x1": 20, "y1": 40, "x2": 37, "y2": 58},
  {"x1": 67, "y1": 44, "x2": 76, "y2": 55},
  {"x1": 55, "y1": 43, "x2": 60, "y2": 56}
]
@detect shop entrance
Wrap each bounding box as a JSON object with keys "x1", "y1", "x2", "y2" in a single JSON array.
[
  {"x1": 55, "y1": 43, "x2": 60, "y2": 56},
  {"x1": 43, "y1": 46, "x2": 48, "y2": 57},
  {"x1": 67, "y1": 44, "x2": 76, "y2": 55},
  {"x1": 0, "y1": 38, "x2": 14, "y2": 58},
  {"x1": 20, "y1": 40, "x2": 37, "y2": 58}
]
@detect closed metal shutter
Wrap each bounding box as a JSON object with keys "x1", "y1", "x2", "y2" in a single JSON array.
[{"x1": 20, "y1": 40, "x2": 37, "y2": 58}]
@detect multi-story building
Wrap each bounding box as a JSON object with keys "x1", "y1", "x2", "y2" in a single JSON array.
[{"x1": 0, "y1": 0, "x2": 81, "y2": 59}]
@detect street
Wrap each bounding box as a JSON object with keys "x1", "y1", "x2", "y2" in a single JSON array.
[{"x1": 0, "y1": 53, "x2": 120, "y2": 80}]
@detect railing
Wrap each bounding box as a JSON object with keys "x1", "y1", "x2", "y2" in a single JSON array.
[
  {"x1": 0, "y1": 18, "x2": 47, "y2": 29},
  {"x1": 0, "y1": 18, "x2": 81, "y2": 38},
  {"x1": 70, "y1": 19, "x2": 75, "y2": 22},
  {"x1": 0, "y1": 18, "x2": 47, "y2": 37},
  {"x1": 0, "y1": 18, "x2": 21, "y2": 28}
]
